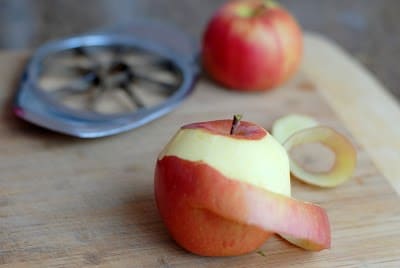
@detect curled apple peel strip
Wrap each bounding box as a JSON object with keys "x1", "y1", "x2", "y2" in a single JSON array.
[
  {"x1": 159, "y1": 156, "x2": 332, "y2": 251},
  {"x1": 237, "y1": 185, "x2": 331, "y2": 251},
  {"x1": 272, "y1": 114, "x2": 357, "y2": 187},
  {"x1": 218, "y1": 188, "x2": 330, "y2": 251},
  {"x1": 272, "y1": 114, "x2": 318, "y2": 144},
  {"x1": 284, "y1": 126, "x2": 357, "y2": 187}
]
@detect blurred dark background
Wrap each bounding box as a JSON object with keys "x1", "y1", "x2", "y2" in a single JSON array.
[{"x1": 0, "y1": 0, "x2": 399, "y2": 99}]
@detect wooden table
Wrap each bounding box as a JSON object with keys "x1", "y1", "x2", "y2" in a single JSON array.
[{"x1": 1, "y1": 33, "x2": 400, "y2": 267}]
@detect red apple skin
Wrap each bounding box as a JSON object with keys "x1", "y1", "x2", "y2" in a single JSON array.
[
  {"x1": 155, "y1": 156, "x2": 273, "y2": 256},
  {"x1": 155, "y1": 156, "x2": 330, "y2": 256},
  {"x1": 202, "y1": 0, "x2": 303, "y2": 91}
]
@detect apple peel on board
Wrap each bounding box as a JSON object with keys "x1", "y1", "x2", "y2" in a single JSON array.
[
  {"x1": 272, "y1": 114, "x2": 357, "y2": 187},
  {"x1": 154, "y1": 118, "x2": 330, "y2": 256}
]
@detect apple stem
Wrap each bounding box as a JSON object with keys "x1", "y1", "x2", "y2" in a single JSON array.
[
  {"x1": 252, "y1": 0, "x2": 278, "y2": 17},
  {"x1": 252, "y1": 4, "x2": 266, "y2": 17},
  {"x1": 263, "y1": 0, "x2": 279, "y2": 9},
  {"x1": 230, "y1": 114, "x2": 243, "y2": 135}
]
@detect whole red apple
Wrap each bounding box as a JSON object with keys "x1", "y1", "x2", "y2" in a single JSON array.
[
  {"x1": 202, "y1": 0, "x2": 303, "y2": 91},
  {"x1": 154, "y1": 117, "x2": 330, "y2": 256}
]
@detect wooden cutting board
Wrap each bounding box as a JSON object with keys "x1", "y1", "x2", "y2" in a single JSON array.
[{"x1": 1, "y1": 33, "x2": 400, "y2": 267}]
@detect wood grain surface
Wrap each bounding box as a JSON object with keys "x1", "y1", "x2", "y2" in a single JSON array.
[{"x1": 1, "y1": 34, "x2": 400, "y2": 267}]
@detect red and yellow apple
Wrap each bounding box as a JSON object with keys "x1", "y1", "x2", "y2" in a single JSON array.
[
  {"x1": 202, "y1": 0, "x2": 303, "y2": 91},
  {"x1": 154, "y1": 118, "x2": 330, "y2": 256}
]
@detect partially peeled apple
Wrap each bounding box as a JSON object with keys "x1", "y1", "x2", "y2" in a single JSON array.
[{"x1": 154, "y1": 116, "x2": 330, "y2": 256}]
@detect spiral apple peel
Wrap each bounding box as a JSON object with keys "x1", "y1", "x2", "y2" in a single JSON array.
[{"x1": 272, "y1": 114, "x2": 357, "y2": 187}]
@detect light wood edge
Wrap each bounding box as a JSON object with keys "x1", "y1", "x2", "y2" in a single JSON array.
[{"x1": 302, "y1": 32, "x2": 400, "y2": 195}]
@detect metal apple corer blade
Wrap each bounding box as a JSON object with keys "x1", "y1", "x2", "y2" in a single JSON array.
[{"x1": 14, "y1": 20, "x2": 200, "y2": 138}]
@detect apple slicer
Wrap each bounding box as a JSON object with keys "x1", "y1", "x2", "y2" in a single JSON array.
[{"x1": 14, "y1": 20, "x2": 199, "y2": 138}]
